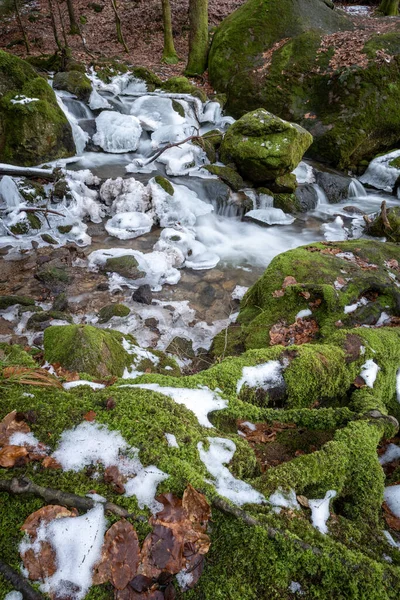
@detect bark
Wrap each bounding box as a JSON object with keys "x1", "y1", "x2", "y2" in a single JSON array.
[
  {"x1": 55, "y1": 0, "x2": 69, "y2": 49},
  {"x1": 47, "y1": 0, "x2": 62, "y2": 50},
  {"x1": 66, "y1": 0, "x2": 80, "y2": 34},
  {"x1": 0, "y1": 477, "x2": 131, "y2": 517},
  {"x1": 0, "y1": 558, "x2": 45, "y2": 600},
  {"x1": 14, "y1": 0, "x2": 31, "y2": 54},
  {"x1": 110, "y1": 0, "x2": 129, "y2": 53},
  {"x1": 0, "y1": 166, "x2": 55, "y2": 180},
  {"x1": 379, "y1": 0, "x2": 399, "y2": 15},
  {"x1": 161, "y1": 0, "x2": 179, "y2": 64},
  {"x1": 185, "y1": 0, "x2": 209, "y2": 76}
]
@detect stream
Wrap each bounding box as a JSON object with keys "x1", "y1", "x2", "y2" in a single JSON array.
[{"x1": 0, "y1": 70, "x2": 398, "y2": 361}]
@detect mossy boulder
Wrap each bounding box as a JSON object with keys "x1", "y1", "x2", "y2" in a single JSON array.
[
  {"x1": 103, "y1": 255, "x2": 145, "y2": 279},
  {"x1": 53, "y1": 71, "x2": 92, "y2": 102},
  {"x1": 154, "y1": 175, "x2": 174, "y2": 196},
  {"x1": 27, "y1": 310, "x2": 72, "y2": 331},
  {"x1": 161, "y1": 76, "x2": 207, "y2": 102},
  {"x1": 204, "y1": 164, "x2": 245, "y2": 191},
  {"x1": 209, "y1": 0, "x2": 400, "y2": 168},
  {"x1": 0, "y1": 295, "x2": 35, "y2": 309},
  {"x1": 98, "y1": 303, "x2": 130, "y2": 323},
  {"x1": 131, "y1": 66, "x2": 162, "y2": 88},
  {"x1": 220, "y1": 109, "x2": 313, "y2": 183},
  {"x1": 0, "y1": 50, "x2": 75, "y2": 166},
  {"x1": 214, "y1": 239, "x2": 400, "y2": 353},
  {"x1": 18, "y1": 179, "x2": 46, "y2": 204},
  {"x1": 367, "y1": 206, "x2": 400, "y2": 242},
  {"x1": 43, "y1": 324, "x2": 133, "y2": 378},
  {"x1": 35, "y1": 265, "x2": 71, "y2": 290}
]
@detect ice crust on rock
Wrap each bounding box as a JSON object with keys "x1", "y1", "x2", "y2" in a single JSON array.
[
  {"x1": 100, "y1": 177, "x2": 150, "y2": 213},
  {"x1": 0, "y1": 175, "x2": 24, "y2": 209},
  {"x1": 360, "y1": 150, "x2": 400, "y2": 192},
  {"x1": 149, "y1": 179, "x2": 213, "y2": 228},
  {"x1": 130, "y1": 383, "x2": 227, "y2": 428},
  {"x1": 105, "y1": 211, "x2": 153, "y2": 240},
  {"x1": 5, "y1": 592, "x2": 23, "y2": 600},
  {"x1": 129, "y1": 95, "x2": 186, "y2": 131},
  {"x1": 93, "y1": 111, "x2": 142, "y2": 153},
  {"x1": 245, "y1": 208, "x2": 295, "y2": 226},
  {"x1": 359, "y1": 359, "x2": 380, "y2": 388},
  {"x1": 296, "y1": 308, "x2": 312, "y2": 320},
  {"x1": 231, "y1": 285, "x2": 248, "y2": 301},
  {"x1": 309, "y1": 490, "x2": 337, "y2": 534},
  {"x1": 89, "y1": 88, "x2": 112, "y2": 110},
  {"x1": 198, "y1": 437, "x2": 266, "y2": 505},
  {"x1": 236, "y1": 360, "x2": 285, "y2": 394},
  {"x1": 154, "y1": 226, "x2": 220, "y2": 271}
]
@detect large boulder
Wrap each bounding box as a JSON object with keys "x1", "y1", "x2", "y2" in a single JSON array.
[
  {"x1": 53, "y1": 71, "x2": 92, "y2": 102},
  {"x1": 220, "y1": 109, "x2": 313, "y2": 183},
  {"x1": 209, "y1": 0, "x2": 400, "y2": 169},
  {"x1": 0, "y1": 50, "x2": 75, "y2": 166}
]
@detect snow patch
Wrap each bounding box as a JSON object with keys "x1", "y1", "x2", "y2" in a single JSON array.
[
  {"x1": 360, "y1": 359, "x2": 380, "y2": 388},
  {"x1": 236, "y1": 360, "x2": 285, "y2": 394},
  {"x1": 309, "y1": 490, "x2": 337, "y2": 534}
]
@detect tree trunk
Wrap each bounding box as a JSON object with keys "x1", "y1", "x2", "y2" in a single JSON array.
[
  {"x1": 185, "y1": 0, "x2": 209, "y2": 76},
  {"x1": 14, "y1": 0, "x2": 30, "y2": 54},
  {"x1": 161, "y1": 0, "x2": 178, "y2": 64},
  {"x1": 379, "y1": 0, "x2": 399, "y2": 15},
  {"x1": 110, "y1": 0, "x2": 129, "y2": 53},
  {"x1": 55, "y1": 0, "x2": 69, "y2": 49},
  {"x1": 48, "y1": 0, "x2": 62, "y2": 50},
  {"x1": 66, "y1": 0, "x2": 80, "y2": 34}
]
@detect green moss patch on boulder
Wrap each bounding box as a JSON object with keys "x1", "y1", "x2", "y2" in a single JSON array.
[
  {"x1": 0, "y1": 50, "x2": 75, "y2": 166},
  {"x1": 204, "y1": 164, "x2": 245, "y2": 191},
  {"x1": 220, "y1": 109, "x2": 313, "y2": 183},
  {"x1": 154, "y1": 175, "x2": 174, "y2": 196},
  {"x1": 53, "y1": 71, "x2": 92, "y2": 102},
  {"x1": 0, "y1": 295, "x2": 35, "y2": 310},
  {"x1": 43, "y1": 324, "x2": 133, "y2": 378},
  {"x1": 366, "y1": 206, "x2": 400, "y2": 242},
  {"x1": 98, "y1": 303, "x2": 130, "y2": 323},
  {"x1": 103, "y1": 255, "x2": 146, "y2": 279}
]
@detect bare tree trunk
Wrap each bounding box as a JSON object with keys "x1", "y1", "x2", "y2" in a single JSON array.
[
  {"x1": 48, "y1": 0, "x2": 62, "y2": 50},
  {"x1": 185, "y1": 0, "x2": 209, "y2": 76},
  {"x1": 14, "y1": 0, "x2": 31, "y2": 54},
  {"x1": 66, "y1": 0, "x2": 80, "y2": 33},
  {"x1": 161, "y1": 0, "x2": 178, "y2": 64},
  {"x1": 110, "y1": 0, "x2": 129, "y2": 53},
  {"x1": 379, "y1": 0, "x2": 399, "y2": 15},
  {"x1": 55, "y1": 0, "x2": 69, "y2": 49}
]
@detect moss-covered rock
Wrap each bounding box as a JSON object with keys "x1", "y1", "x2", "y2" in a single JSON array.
[
  {"x1": 53, "y1": 71, "x2": 92, "y2": 102},
  {"x1": 273, "y1": 192, "x2": 301, "y2": 213},
  {"x1": 269, "y1": 173, "x2": 297, "y2": 193},
  {"x1": 35, "y1": 265, "x2": 71, "y2": 290},
  {"x1": 0, "y1": 295, "x2": 35, "y2": 309},
  {"x1": 367, "y1": 206, "x2": 400, "y2": 242},
  {"x1": 103, "y1": 255, "x2": 145, "y2": 279},
  {"x1": 98, "y1": 303, "x2": 130, "y2": 323},
  {"x1": 209, "y1": 1, "x2": 400, "y2": 168},
  {"x1": 41, "y1": 233, "x2": 58, "y2": 245},
  {"x1": 220, "y1": 109, "x2": 313, "y2": 183},
  {"x1": 214, "y1": 239, "x2": 400, "y2": 353},
  {"x1": 18, "y1": 179, "x2": 46, "y2": 204},
  {"x1": 161, "y1": 76, "x2": 207, "y2": 102},
  {"x1": 204, "y1": 164, "x2": 245, "y2": 191},
  {"x1": 43, "y1": 324, "x2": 133, "y2": 378},
  {"x1": 0, "y1": 342, "x2": 36, "y2": 367},
  {"x1": 27, "y1": 310, "x2": 72, "y2": 331},
  {"x1": 154, "y1": 175, "x2": 174, "y2": 196},
  {"x1": 0, "y1": 50, "x2": 75, "y2": 166},
  {"x1": 131, "y1": 66, "x2": 162, "y2": 88}
]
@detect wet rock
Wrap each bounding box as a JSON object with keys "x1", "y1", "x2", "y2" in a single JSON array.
[
  {"x1": 52, "y1": 292, "x2": 69, "y2": 312},
  {"x1": 35, "y1": 265, "x2": 71, "y2": 292},
  {"x1": 203, "y1": 165, "x2": 245, "y2": 192},
  {"x1": 32, "y1": 334, "x2": 44, "y2": 346},
  {"x1": 132, "y1": 285, "x2": 152, "y2": 305},
  {"x1": 53, "y1": 71, "x2": 92, "y2": 102},
  {"x1": 366, "y1": 205, "x2": 400, "y2": 242},
  {"x1": 41, "y1": 234, "x2": 58, "y2": 245},
  {"x1": 269, "y1": 173, "x2": 297, "y2": 194},
  {"x1": 295, "y1": 184, "x2": 319, "y2": 212},
  {"x1": 27, "y1": 310, "x2": 73, "y2": 330},
  {"x1": 343, "y1": 206, "x2": 365, "y2": 215},
  {"x1": 195, "y1": 282, "x2": 217, "y2": 308},
  {"x1": 96, "y1": 282, "x2": 109, "y2": 291},
  {"x1": 98, "y1": 303, "x2": 130, "y2": 323},
  {"x1": 0, "y1": 295, "x2": 35, "y2": 310},
  {"x1": 315, "y1": 171, "x2": 352, "y2": 204},
  {"x1": 144, "y1": 317, "x2": 159, "y2": 332}
]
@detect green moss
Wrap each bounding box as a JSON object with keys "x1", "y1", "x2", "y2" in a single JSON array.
[
  {"x1": 18, "y1": 179, "x2": 46, "y2": 203},
  {"x1": 203, "y1": 164, "x2": 245, "y2": 191},
  {"x1": 273, "y1": 192, "x2": 300, "y2": 213},
  {"x1": 103, "y1": 255, "x2": 145, "y2": 279},
  {"x1": 57, "y1": 224, "x2": 73, "y2": 234},
  {"x1": 160, "y1": 76, "x2": 207, "y2": 101},
  {"x1": 27, "y1": 212, "x2": 41, "y2": 230},
  {"x1": 25, "y1": 53, "x2": 62, "y2": 73},
  {"x1": 367, "y1": 206, "x2": 400, "y2": 242},
  {"x1": 171, "y1": 99, "x2": 185, "y2": 118},
  {"x1": 27, "y1": 310, "x2": 72, "y2": 330},
  {"x1": 130, "y1": 66, "x2": 162, "y2": 88},
  {"x1": 0, "y1": 343, "x2": 36, "y2": 367},
  {"x1": 93, "y1": 59, "x2": 129, "y2": 84},
  {"x1": 43, "y1": 324, "x2": 134, "y2": 378},
  {"x1": 35, "y1": 265, "x2": 71, "y2": 287},
  {"x1": 0, "y1": 295, "x2": 35, "y2": 309},
  {"x1": 53, "y1": 71, "x2": 92, "y2": 102},
  {"x1": 41, "y1": 233, "x2": 58, "y2": 244},
  {"x1": 98, "y1": 303, "x2": 130, "y2": 323},
  {"x1": 0, "y1": 50, "x2": 75, "y2": 166},
  {"x1": 154, "y1": 175, "x2": 174, "y2": 196},
  {"x1": 220, "y1": 109, "x2": 313, "y2": 182}
]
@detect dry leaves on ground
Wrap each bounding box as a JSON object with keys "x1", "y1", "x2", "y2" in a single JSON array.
[{"x1": 269, "y1": 318, "x2": 319, "y2": 346}]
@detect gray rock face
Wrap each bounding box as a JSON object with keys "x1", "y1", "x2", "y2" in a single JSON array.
[
  {"x1": 315, "y1": 171, "x2": 352, "y2": 204},
  {"x1": 295, "y1": 184, "x2": 319, "y2": 211}
]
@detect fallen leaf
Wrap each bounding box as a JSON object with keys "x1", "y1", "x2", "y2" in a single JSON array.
[
  {"x1": 21, "y1": 505, "x2": 77, "y2": 538},
  {"x1": 269, "y1": 319, "x2": 319, "y2": 346},
  {"x1": 94, "y1": 520, "x2": 140, "y2": 590},
  {"x1": 282, "y1": 276, "x2": 297, "y2": 288},
  {"x1": 104, "y1": 465, "x2": 126, "y2": 494},
  {"x1": 297, "y1": 495, "x2": 310, "y2": 508},
  {"x1": 0, "y1": 410, "x2": 31, "y2": 445},
  {"x1": 22, "y1": 542, "x2": 57, "y2": 581},
  {"x1": 182, "y1": 485, "x2": 211, "y2": 527},
  {"x1": 42, "y1": 456, "x2": 62, "y2": 469},
  {"x1": 353, "y1": 375, "x2": 366, "y2": 388},
  {"x1": 84, "y1": 410, "x2": 97, "y2": 422},
  {"x1": 0, "y1": 445, "x2": 28, "y2": 467},
  {"x1": 129, "y1": 574, "x2": 153, "y2": 593}
]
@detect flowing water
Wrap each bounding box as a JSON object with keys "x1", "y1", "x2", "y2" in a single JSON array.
[{"x1": 0, "y1": 72, "x2": 398, "y2": 355}]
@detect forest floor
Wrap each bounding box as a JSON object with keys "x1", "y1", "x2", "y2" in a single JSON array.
[{"x1": 0, "y1": 0, "x2": 246, "y2": 80}]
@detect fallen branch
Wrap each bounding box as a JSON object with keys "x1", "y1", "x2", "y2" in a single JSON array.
[
  {"x1": 0, "y1": 558, "x2": 44, "y2": 600},
  {"x1": 21, "y1": 207, "x2": 66, "y2": 218},
  {"x1": 138, "y1": 133, "x2": 221, "y2": 167},
  {"x1": 381, "y1": 200, "x2": 392, "y2": 231},
  {"x1": 0, "y1": 165, "x2": 55, "y2": 181},
  {"x1": 0, "y1": 477, "x2": 131, "y2": 518}
]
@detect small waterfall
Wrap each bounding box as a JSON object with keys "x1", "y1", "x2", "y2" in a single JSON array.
[
  {"x1": 62, "y1": 98, "x2": 94, "y2": 120},
  {"x1": 55, "y1": 93, "x2": 89, "y2": 156},
  {"x1": 313, "y1": 184, "x2": 328, "y2": 206},
  {"x1": 348, "y1": 178, "x2": 367, "y2": 198}
]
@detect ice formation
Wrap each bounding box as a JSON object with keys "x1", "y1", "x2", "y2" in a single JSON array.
[
  {"x1": 93, "y1": 111, "x2": 142, "y2": 153},
  {"x1": 245, "y1": 208, "x2": 295, "y2": 226},
  {"x1": 360, "y1": 149, "x2": 400, "y2": 193},
  {"x1": 105, "y1": 211, "x2": 153, "y2": 240}
]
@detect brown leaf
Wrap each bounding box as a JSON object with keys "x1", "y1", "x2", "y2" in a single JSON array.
[
  {"x1": 182, "y1": 485, "x2": 211, "y2": 528},
  {"x1": 297, "y1": 495, "x2": 310, "y2": 508},
  {"x1": 150, "y1": 524, "x2": 183, "y2": 573},
  {"x1": 104, "y1": 465, "x2": 126, "y2": 494},
  {"x1": 155, "y1": 494, "x2": 185, "y2": 524},
  {"x1": 21, "y1": 505, "x2": 77, "y2": 539},
  {"x1": 84, "y1": 410, "x2": 97, "y2": 422},
  {"x1": 22, "y1": 541, "x2": 57, "y2": 581},
  {"x1": 42, "y1": 456, "x2": 62, "y2": 469},
  {"x1": 0, "y1": 445, "x2": 28, "y2": 467},
  {"x1": 272, "y1": 289, "x2": 285, "y2": 298},
  {"x1": 383, "y1": 502, "x2": 400, "y2": 531},
  {"x1": 94, "y1": 520, "x2": 140, "y2": 590},
  {"x1": 282, "y1": 276, "x2": 297, "y2": 288},
  {"x1": 353, "y1": 375, "x2": 366, "y2": 388},
  {"x1": 116, "y1": 590, "x2": 164, "y2": 600},
  {"x1": 0, "y1": 410, "x2": 31, "y2": 445},
  {"x1": 130, "y1": 574, "x2": 153, "y2": 593},
  {"x1": 269, "y1": 319, "x2": 319, "y2": 347}
]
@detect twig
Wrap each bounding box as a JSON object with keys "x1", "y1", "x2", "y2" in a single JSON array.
[
  {"x1": 0, "y1": 558, "x2": 44, "y2": 600},
  {"x1": 20, "y1": 207, "x2": 66, "y2": 218},
  {"x1": 138, "y1": 133, "x2": 221, "y2": 167},
  {"x1": 0, "y1": 477, "x2": 131, "y2": 518}
]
